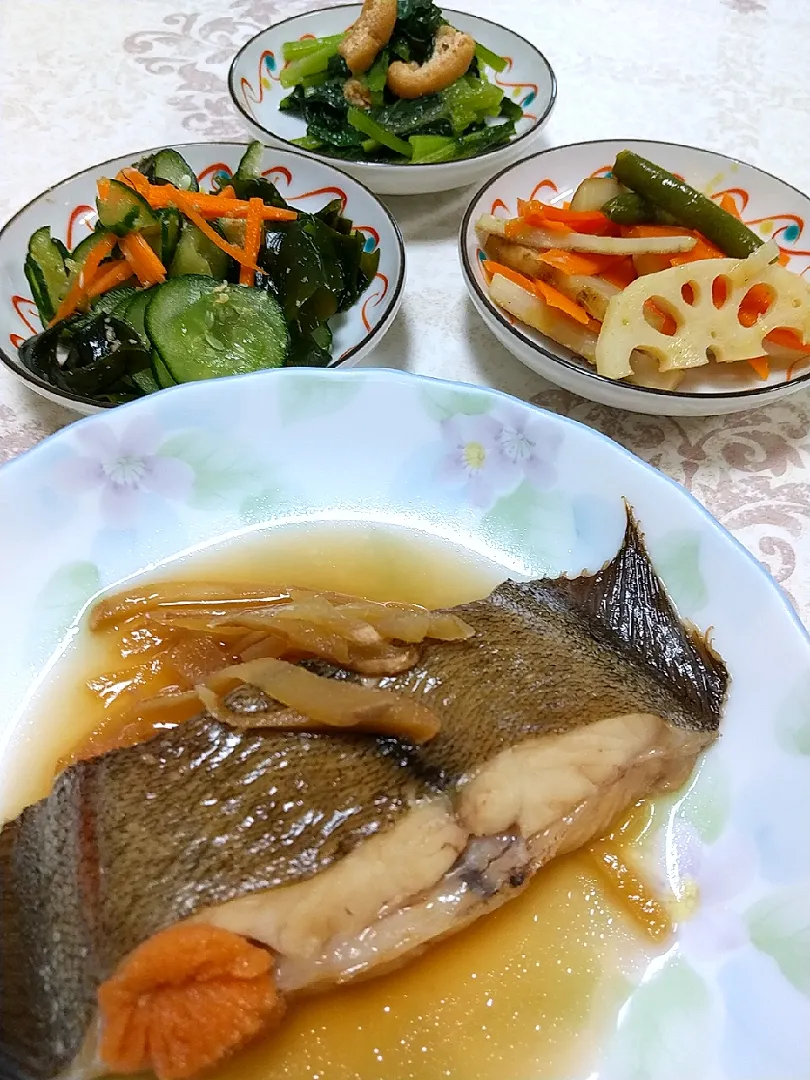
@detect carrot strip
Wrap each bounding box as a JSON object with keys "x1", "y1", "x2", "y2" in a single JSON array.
[
  {"x1": 624, "y1": 224, "x2": 691, "y2": 238},
  {"x1": 766, "y1": 327, "x2": 808, "y2": 350},
  {"x1": 98, "y1": 924, "x2": 283, "y2": 1080},
  {"x1": 600, "y1": 258, "x2": 638, "y2": 288},
  {"x1": 116, "y1": 169, "x2": 153, "y2": 199},
  {"x1": 519, "y1": 200, "x2": 611, "y2": 233},
  {"x1": 180, "y1": 201, "x2": 262, "y2": 270},
  {"x1": 49, "y1": 233, "x2": 118, "y2": 324},
  {"x1": 85, "y1": 260, "x2": 135, "y2": 299},
  {"x1": 482, "y1": 260, "x2": 537, "y2": 293},
  {"x1": 534, "y1": 279, "x2": 592, "y2": 326},
  {"x1": 671, "y1": 234, "x2": 725, "y2": 265},
  {"x1": 240, "y1": 198, "x2": 264, "y2": 287},
  {"x1": 747, "y1": 356, "x2": 770, "y2": 379},
  {"x1": 120, "y1": 232, "x2": 167, "y2": 287},
  {"x1": 536, "y1": 248, "x2": 623, "y2": 277},
  {"x1": 218, "y1": 185, "x2": 237, "y2": 200}
]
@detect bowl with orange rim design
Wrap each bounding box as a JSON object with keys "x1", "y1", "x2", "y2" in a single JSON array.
[
  {"x1": 0, "y1": 143, "x2": 405, "y2": 415},
  {"x1": 228, "y1": 7, "x2": 556, "y2": 197},
  {"x1": 459, "y1": 139, "x2": 810, "y2": 416}
]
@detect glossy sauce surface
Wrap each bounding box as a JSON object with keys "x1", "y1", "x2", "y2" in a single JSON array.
[{"x1": 5, "y1": 523, "x2": 672, "y2": 1079}]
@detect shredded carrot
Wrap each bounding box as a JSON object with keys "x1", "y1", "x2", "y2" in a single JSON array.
[
  {"x1": 180, "y1": 201, "x2": 262, "y2": 270},
  {"x1": 535, "y1": 249, "x2": 624, "y2": 277},
  {"x1": 116, "y1": 169, "x2": 152, "y2": 199},
  {"x1": 218, "y1": 184, "x2": 237, "y2": 200},
  {"x1": 85, "y1": 260, "x2": 135, "y2": 299},
  {"x1": 482, "y1": 260, "x2": 537, "y2": 293},
  {"x1": 114, "y1": 170, "x2": 296, "y2": 221},
  {"x1": 49, "y1": 233, "x2": 118, "y2": 324},
  {"x1": 747, "y1": 356, "x2": 770, "y2": 379},
  {"x1": 534, "y1": 279, "x2": 592, "y2": 326},
  {"x1": 97, "y1": 177, "x2": 111, "y2": 202},
  {"x1": 240, "y1": 198, "x2": 264, "y2": 287},
  {"x1": 600, "y1": 258, "x2": 637, "y2": 289},
  {"x1": 120, "y1": 232, "x2": 167, "y2": 287},
  {"x1": 98, "y1": 924, "x2": 283, "y2": 1080},
  {"x1": 624, "y1": 224, "x2": 691, "y2": 239},
  {"x1": 778, "y1": 251, "x2": 790, "y2": 267},
  {"x1": 519, "y1": 200, "x2": 611, "y2": 234},
  {"x1": 766, "y1": 327, "x2": 808, "y2": 350}
]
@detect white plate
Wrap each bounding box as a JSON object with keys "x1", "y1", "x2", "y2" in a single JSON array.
[
  {"x1": 1, "y1": 368, "x2": 808, "y2": 1078},
  {"x1": 460, "y1": 139, "x2": 810, "y2": 415},
  {"x1": 228, "y1": 6, "x2": 556, "y2": 196},
  {"x1": 0, "y1": 142, "x2": 405, "y2": 415}
]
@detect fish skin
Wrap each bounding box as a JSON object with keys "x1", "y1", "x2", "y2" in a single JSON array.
[{"x1": 0, "y1": 510, "x2": 728, "y2": 1079}]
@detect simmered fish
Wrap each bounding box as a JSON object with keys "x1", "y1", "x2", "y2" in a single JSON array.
[{"x1": 0, "y1": 511, "x2": 727, "y2": 1080}]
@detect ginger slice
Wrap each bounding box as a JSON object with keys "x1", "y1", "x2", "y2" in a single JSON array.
[
  {"x1": 98, "y1": 924, "x2": 283, "y2": 1080},
  {"x1": 596, "y1": 245, "x2": 810, "y2": 379}
]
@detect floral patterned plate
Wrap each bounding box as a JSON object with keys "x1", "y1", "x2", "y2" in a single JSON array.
[
  {"x1": 228, "y1": 6, "x2": 556, "y2": 196},
  {"x1": 0, "y1": 368, "x2": 808, "y2": 1079},
  {"x1": 0, "y1": 142, "x2": 405, "y2": 416},
  {"x1": 460, "y1": 139, "x2": 810, "y2": 416}
]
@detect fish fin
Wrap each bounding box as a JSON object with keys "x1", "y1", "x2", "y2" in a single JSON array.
[{"x1": 504, "y1": 505, "x2": 728, "y2": 727}]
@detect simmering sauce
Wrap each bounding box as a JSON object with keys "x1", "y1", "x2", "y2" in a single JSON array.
[{"x1": 2, "y1": 522, "x2": 673, "y2": 1079}]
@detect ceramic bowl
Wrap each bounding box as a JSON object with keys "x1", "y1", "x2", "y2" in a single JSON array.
[
  {"x1": 1, "y1": 368, "x2": 808, "y2": 1077},
  {"x1": 460, "y1": 138, "x2": 810, "y2": 416},
  {"x1": 0, "y1": 142, "x2": 405, "y2": 416},
  {"x1": 228, "y1": 6, "x2": 556, "y2": 196}
]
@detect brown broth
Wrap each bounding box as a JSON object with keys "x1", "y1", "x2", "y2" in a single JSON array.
[{"x1": 2, "y1": 522, "x2": 672, "y2": 1079}]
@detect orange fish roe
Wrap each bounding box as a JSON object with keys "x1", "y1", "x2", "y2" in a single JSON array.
[{"x1": 98, "y1": 924, "x2": 283, "y2": 1080}]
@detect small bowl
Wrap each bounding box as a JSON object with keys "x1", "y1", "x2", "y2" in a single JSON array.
[
  {"x1": 0, "y1": 142, "x2": 405, "y2": 416},
  {"x1": 228, "y1": 6, "x2": 556, "y2": 197},
  {"x1": 460, "y1": 138, "x2": 810, "y2": 416}
]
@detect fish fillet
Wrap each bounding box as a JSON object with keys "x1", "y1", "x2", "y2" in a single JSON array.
[{"x1": 0, "y1": 510, "x2": 728, "y2": 1079}]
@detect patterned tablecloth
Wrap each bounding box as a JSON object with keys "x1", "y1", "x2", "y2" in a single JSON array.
[{"x1": 2, "y1": 0, "x2": 809, "y2": 618}]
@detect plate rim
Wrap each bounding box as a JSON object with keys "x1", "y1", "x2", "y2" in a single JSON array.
[
  {"x1": 0, "y1": 141, "x2": 407, "y2": 410},
  {"x1": 226, "y1": 4, "x2": 558, "y2": 172},
  {"x1": 1, "y1": 364, "x2": 807, "y2": 651},
  {"x1": 459, "y1": 136, "x2": 810, "y2": 402}
]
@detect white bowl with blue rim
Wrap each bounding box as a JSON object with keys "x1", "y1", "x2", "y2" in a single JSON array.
[
  {"x1": 459, "y1": 138, "x2": 810, "y2": 416},
  {"x1": 0, "y1": 366, "x2": 807, "y2": 1078},
  {"x1": 228, "y1": 6, "x2": 556, "y2": 197},
  {"x1": 0, "y1": 142, "x2": 405, "y2": 416}
]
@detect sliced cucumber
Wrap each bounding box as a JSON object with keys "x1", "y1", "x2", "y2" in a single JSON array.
[
  {"x1": 137, "y1": 148, "x2": 199, "y2": 192},
  {"x1": 24, "y1": 226, "x2": 69, "y2": 324},
  {"x1": 90, "y1": 286, "x2": 138, "y2": 316},
  {"x1": 120, "y1": 287, "x2": 158, "y2": 343},
  {"x1": 235, "y1": 141, "x2": 265, "y2": 181},
  {"x1": 97, "y1": 179, "x2": 159, "y2": 236},
  {"x1": 157, "y1": 208, "x2": 182, "y2": 265},
  {"x1": 169, "y1": 219, "x2": 231, "y2": 279},
  {"x1": 145, "y1": 276, "x2": 289, "y2": 382},
  {"x1": 132, "y1": 367, "x2": 160, "y2": 394},
  {"x1": 151, "y1": 351, "x2": 177, "y2": 389}
]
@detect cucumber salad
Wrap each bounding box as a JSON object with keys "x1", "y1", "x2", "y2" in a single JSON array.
[
  {"x1": 278, "y1": 0, "x2": 523, "y2": 165},
  {"x1": 19, "y1": 143, "x2": 380, "y2": 404}
]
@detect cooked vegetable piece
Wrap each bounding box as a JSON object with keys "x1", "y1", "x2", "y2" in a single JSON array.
[
  {"x1": 90, "y1": 285, "x2": 139, "y2": 316},
  {"x1": 136, "y1": 148, "x2": 199, "y2": 192},
  {"x1": 348, "y1": 106, "x2": 413, "y2": 156},
  {"x1": 24, "y1": 227, "x2": 70, "y2": 324},
  {"x1": 478, "y1": 214, "x2": 697, "y2": 256},
  {"x1": 151, "y1": 351, "x2": 177, "y2": 389},
  {"x1": 120, "y1": 287, "x2": 158, "y2": 343},
  {"x1": 146, "y1": 276, "x2": 289, "y2": 382},
  {"x1": 611, "y1": 151, "x2": 763, "y2": 258},
  {"x1": 596, "y1": 251, "x2": 810, "y2": 379},
  {"x1": 569, "y1": 176, "x2": 624, "y2": 213},
  {"x1": 97, "y1": 178, "x2": 159, "y2": 236},
  {"x1": 488, "y1": 273, "x2": 599, "y2": 362},
  {"x1": 602, "y1": 192, "x2": 676, "y2": 226},
  {"x1": 283, "y1": 32, "x2": 343, "y2": 62},
  {"x1": 474, "y1": 41, "x2": 508, "y2": 72}
]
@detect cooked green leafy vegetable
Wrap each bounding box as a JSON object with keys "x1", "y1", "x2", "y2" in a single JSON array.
[
  {"x1": 279, "y1": 0, "x2": 521, "y2": 164},
  {"x1": 17, "y1": 142, "x2": 382, "y2": 405}
]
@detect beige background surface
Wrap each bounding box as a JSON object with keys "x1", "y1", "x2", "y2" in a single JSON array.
[{"x1": 1, "y1": 0, "x2": 809, "y2": 617}]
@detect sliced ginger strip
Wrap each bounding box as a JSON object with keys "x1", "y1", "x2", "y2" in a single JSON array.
[{"x1": 98, "y1": 924, "x2": 283, "y2": 1080}]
